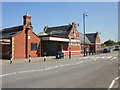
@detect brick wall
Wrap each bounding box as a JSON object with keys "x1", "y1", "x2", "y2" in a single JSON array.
[
  {"x1": 67, "y1": 24, "x2": 81, "y2": 55},
  {"x1": 13, "y1": 28, "x2": 40, "y2": 59},
  {"x1": 28, "y1": 31, "x2": 41, "y2": 57},
  {"x1": 95, "y1": 35, "x2": 101, "y2": 51},
  {"x1": 13, "y1": 31, "x2": 26, "y2": 59},
  {"x1": 62, "y1": 24, "x2": 81, "y2": 56}
]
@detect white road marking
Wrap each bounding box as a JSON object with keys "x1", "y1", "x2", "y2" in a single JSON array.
[
  {"x1": 108, "y1": 80, "x2": 115, "y2": 89},
  {"x1": 115, "y1": 76, "x2": 120, "y2": 80},
  {"x1": 112, "y1": 57, "x2": 117, "y2": 60},
  {"x1": 108, "y1": 76, "x2": 120, "y2": 90},
  {"x1": 83, "y1": 57, "x2": 88, "y2": 58},
  {"x1": 36, "y1": 69, "x2": 44, "y2": 72},
  {"x1": 107, "y1": 56, "x2": 112, "y2": 59},
  {"x1": 1, "y1": 55, "x2": 118, "y2": 77},
  {"x1": 101, "y1": 57, "x2": 105, "y2": 59},
  {"x1": 59, "y1": 65, "x2": 64, "y2": 67},
  {"x1": 18, "y1": 70, "x2": 36, "y2": 73},
  {"x1": 76, "y1": 61, "x2": 83, "y2": 64},
  {"x1": 1, "y1": 61, "x2": 84, "y2": 77},
  {"x1": 0, "y1": 72, "x2": 17, "y2": 77},
  {"x1": 52, "y1": 66, "x2": 59, "y2": 68},
  {"x1": 109, "y1": 57, "x2": 118, "y2": 61},
  {"x1": 95, "y1": 57, "x2": 99, "y2": 59},
  {"x1": 44, "y1": 67, "x2": 53, "y2": 70}
]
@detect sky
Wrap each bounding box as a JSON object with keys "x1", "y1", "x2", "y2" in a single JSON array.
[{"x1": 2, "y1": 2, "x2": 118, "y2": 43}]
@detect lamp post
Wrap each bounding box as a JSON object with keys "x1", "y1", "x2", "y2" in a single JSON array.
[
  {"x1": 69, "y1": 37, "x2": 71, "y2": 59},
  {"x1": 83, "y1": 13, "x2": 88, "y2": 57}
]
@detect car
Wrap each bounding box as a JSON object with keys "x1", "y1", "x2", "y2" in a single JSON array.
[
  {"x1": 103, "y1": 48, "x2": 111, "y2": 53},
  {"x1": 114, "y1": 45, "x2": 120, "y2": 51}
]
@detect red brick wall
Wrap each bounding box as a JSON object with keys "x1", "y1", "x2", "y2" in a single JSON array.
[
  {"x1": 63, "y1": 51, "x2": 81, "y2": 56},
  {"x1": 13, "y1": 29, "x2": 40, "y2": 59},
  {"x1": 95, "y1": 35, "x2": 101, "y2": 51},
  {"x1": 13, "y1": 31, "x2": 26, "y2": 59},
  {"x1": 27, "y1": 29, "x2": 41, "y2": 57},
  {"x1": 67, "y1": 25, "x2": 81, "y2": 55},
  {"x1": 62, "y1": 25, "x2": 81, "y2": 56}
]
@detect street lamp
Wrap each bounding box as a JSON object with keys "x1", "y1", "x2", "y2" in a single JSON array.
[
  {"x1": 83, "y1": 13, "x2": 88, "y2": 57},
  {"x1": 69, "y1": 37, "x2": 71, "y2": 59}
]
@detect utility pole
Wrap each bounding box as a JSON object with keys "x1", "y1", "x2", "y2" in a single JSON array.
[{"x1": 83, "y1": 13, "x2": 88, "y2": 57}]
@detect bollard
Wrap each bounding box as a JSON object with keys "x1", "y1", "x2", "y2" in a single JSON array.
[
  {"x1": 29, "y1": 55, "x2": 31, "y2": 62},
  {"x1": 10, "y1": 58, "x2": 12, "y2": 64},
  {"x1": 44, "y1": 53, "x2": 47, "y2": 61},
  {"x1": 86, "y1": 51, "x2": 88, "y2": 56},
  {"x1": 44, "y1": 56, "x2": 46, "y2": 61},
  {"x1": 57, "y1": 54, "x2": 59, "y2": 60},
  {"x1": 29, "y1": 58, "x2": 31, "y2": 62}
]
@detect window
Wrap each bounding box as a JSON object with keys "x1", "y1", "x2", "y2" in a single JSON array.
[
  {"x1": 50, "y1": 30, "x2": 62, "y2": 35},
  {"x1": 31, "y1": 43, "x2": 37, "y2": 50}
]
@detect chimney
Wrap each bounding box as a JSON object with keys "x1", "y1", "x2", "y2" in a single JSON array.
[
  {"x1": 23, "y1": 12, "x2": 32, "y2": 26},
  {"x1": 44, "y1": 26, "x2": 48, "y2": 32},
  {"x1": 72, "y1": 22, "x2": 76, "y2": 27}
]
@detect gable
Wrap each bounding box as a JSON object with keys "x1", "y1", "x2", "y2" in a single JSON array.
[
  {"x1": 68, "y1": 25, "x2": 80, "y2": 40},
  {"x1": 32, "y1": 32, "x2": 41, "y2": 41},
  {"x1": 85, "y1": 33, "x2": 97, "y2": 43},
  {"x1": 96, "y1": 34, "x2": 101, "y2": 43},
  {"x1": 79, "y1": 33, "x2": 93, "y2": 44}
]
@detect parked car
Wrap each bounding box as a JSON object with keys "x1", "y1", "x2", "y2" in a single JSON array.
[
  {"x1": 103, "y1": 48, "x2": 111, "y2": 53},
  {"x1": 113, "y1": 45, "x2": 120, "y2": 51}
]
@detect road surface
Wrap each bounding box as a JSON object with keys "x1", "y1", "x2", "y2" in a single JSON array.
[{"x1": 1, "y1": 51, "x2": 119, "y2": 89}]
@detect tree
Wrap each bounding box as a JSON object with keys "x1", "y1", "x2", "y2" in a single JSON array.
[
  {"x1": 116, "y1": 41, "x2": 120, "y2": 45},
  {"x1": 104, "y1": 40, "x2": 116, "y2": 46}
]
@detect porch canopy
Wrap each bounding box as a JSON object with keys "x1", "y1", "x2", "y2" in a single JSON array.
[{"x1": 39, "y1": 35, "x2": 80, "y2": 42}]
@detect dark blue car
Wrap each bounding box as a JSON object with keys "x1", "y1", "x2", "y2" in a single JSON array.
[{"x1": 103, "y1": 48, "x2": 111, "y2": 53}]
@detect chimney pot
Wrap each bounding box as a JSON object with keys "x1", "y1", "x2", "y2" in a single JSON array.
[{"x1": 44, "y1": 26, "x2": 48, "y2": 32}]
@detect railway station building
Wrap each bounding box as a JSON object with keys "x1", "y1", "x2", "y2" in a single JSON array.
[{"x1": 0, "y1": 13, "x2": 101, "y2": 60}]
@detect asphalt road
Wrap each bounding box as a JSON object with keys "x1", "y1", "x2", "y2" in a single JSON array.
[{"x1": 1, "y1": 51, "x2": 119, "y2": 88}]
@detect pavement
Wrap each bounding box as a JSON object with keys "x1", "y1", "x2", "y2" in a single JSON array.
[
  {"x1": 1, "y1": 51, "x2": 119, "y2": 88},
  {"x1": 1, "y1": 54, "x2": 84, "y2": 65}
]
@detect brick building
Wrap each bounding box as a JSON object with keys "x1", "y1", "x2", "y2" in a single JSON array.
[
  {"x1": 39, "y1": 22, "x2": 81, "y2": 56},
  {"x1": 0, "y1": 13, "x2": 41, "y2": 59},
  {"x1": 79, "y1": 33, "x2": 94, "y2": 54},
  {"x1": 79, "y1": 32, "x2": 101, "y2": 54},
  {"x1": 0, "y1": 13, "x2": 101, "y2": 59},
  {"x1": 86, "y1": 32, "x2": 101, "y2": 52}
]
